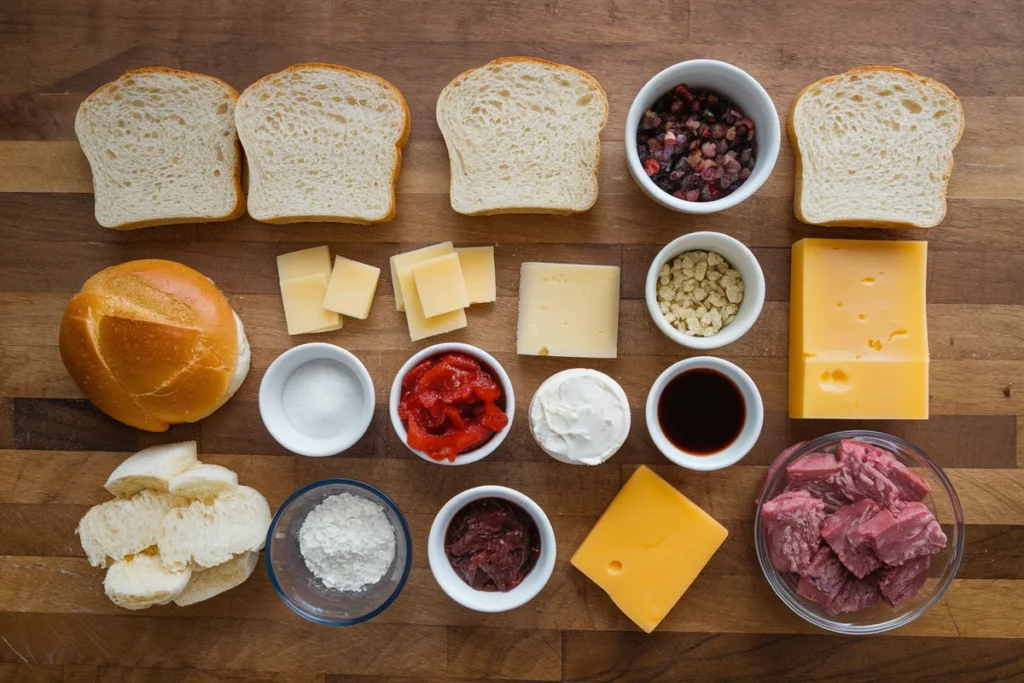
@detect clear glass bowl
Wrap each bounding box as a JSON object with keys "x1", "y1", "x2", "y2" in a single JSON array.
[
  {"x1": 754, "y1": 430, "x2": 964, "y2": 635},
  {"x1": 266, "y1": 479, "x2": 412, "y2": 626}
]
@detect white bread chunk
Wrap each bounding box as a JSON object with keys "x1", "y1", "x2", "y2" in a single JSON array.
[
  {"x1": 158, "y1": 486, "x2": 271, "y2": 570},
  {"x1": 105, "y1": 441, "x2": 199, "y2": 498},
  {"x1": 104, "y1": 553, "x2": 192, "y2": 611},
  {"x1": 789, "y1": 66, "x2": 965, "y2": 228},
  {"x1": 236, "y1": 63, "x2": 410, "y2": 224},
  {"x1": 169, "y1": 463, "x2": 238, "y2": 499},
  {"x1": 77, "y1": 490, "x2": 185, "y2": 568},
  {"x1": 173, "y1": 551, "x2": 259, "y2": 606},
  {"x1": 75, "y1": 68, "x2": 244, "y2": 230},
  {"x1": 436, "y1": 57, "x2": 608, "y2": 215}
]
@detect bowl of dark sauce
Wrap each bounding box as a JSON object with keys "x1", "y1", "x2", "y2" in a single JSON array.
[{"x1": 646, "y1": 356, "x2": 763, "y2": 470}]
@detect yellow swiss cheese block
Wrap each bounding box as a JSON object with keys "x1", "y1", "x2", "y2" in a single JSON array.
[
  {"x1": 789, "y1": 238, "x2": 928, "y2": 419},
  {"x1": 570, "y1": 466, "x2": 728, "y2": 633}
]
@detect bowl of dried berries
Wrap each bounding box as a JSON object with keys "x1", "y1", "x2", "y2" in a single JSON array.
[{"x1": 627, "y1": 60, "x2": 780, "y2": 214}]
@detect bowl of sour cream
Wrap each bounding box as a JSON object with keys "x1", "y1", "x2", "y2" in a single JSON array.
[{"x1": 528, "y1": 369, "x2": 631, "y2": 466}]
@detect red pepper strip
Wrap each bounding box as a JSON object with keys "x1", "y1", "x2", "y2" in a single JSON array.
[
  {"x1": 403, "y1": 359, "x2": 434, "y2": 392},
  {"x1": 480, "y1": 400, "x2": 509, "y2": 432}
]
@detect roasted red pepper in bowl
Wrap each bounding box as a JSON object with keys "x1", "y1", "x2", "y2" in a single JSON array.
[{"x1": 397, "y1": 353, "x2": 509, "y2": 462}]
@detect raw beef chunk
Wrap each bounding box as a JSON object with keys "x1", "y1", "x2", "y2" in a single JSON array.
[
  {"x1": 762, "y1": 491, "x2": 826, "y2": 574},
  {"x1": 828, "y1": 575, "x2": 881, "y2": 615},
  {"x1": 796, "y1": 546, "x2": 850, "y2": 607},
  {"x1": 821, "y1": 500, "x2": 884, "y2": 578},
  {"x1": 849, "y1": 502, "x2": 947, "y2": 566},
  {"x1": 878, "y1": 555, "x2": 931, "y2": 606}
]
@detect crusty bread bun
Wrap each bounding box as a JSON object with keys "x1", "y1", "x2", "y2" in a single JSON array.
[{"x1": 59, "y1": 260, "x2": 250, "y2": 432}]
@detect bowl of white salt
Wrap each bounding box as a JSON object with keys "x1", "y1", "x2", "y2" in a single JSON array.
[
  {"x1": 259, "y1": 343, "x2": 376, "y2": 457},
  {"x1": 266, "y1": 479, "x2": 413, "y2": 626}
]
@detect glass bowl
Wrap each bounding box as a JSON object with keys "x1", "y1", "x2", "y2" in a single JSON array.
[
  {"x1": 754, "y1": 430, "x2": 964, "y2": 635},
  {"x1": 266, "y1": 479, "x2": 412, "y2": 626}
]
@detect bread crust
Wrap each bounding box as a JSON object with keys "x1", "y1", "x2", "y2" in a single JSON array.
[
  {"x1": 59, "y1": 259, "x2": 246, "y2": 432},
  {"x1": 436, "y1": 56, "x2": 609, "y2": 216},
  {"x1": 788, "y1": 65, "x2": 964, "y2": 229},
  {"x1": 237, "y1": 62, "x2": 410, "y2": 224},
  {"x1": 77, "y1": 67, "x2": 246, "y2": 230}
]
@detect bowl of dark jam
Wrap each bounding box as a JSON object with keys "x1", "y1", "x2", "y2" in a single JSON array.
[{"x1": 427, "y1": 485, "x2": 555, "y2": 612}]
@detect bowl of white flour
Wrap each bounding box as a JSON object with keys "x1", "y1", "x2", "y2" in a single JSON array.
[{"x1": 266, "y1": 479, "x2": 412, "y2": 625}]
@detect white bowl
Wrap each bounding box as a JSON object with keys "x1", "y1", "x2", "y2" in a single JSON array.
[
  {"x1": 259, "y1": 343, "x2": 375, "y2": 457},
  {"x1": 645, "y1": 356, "x2": 763, "y2": 471},
  {"x1": 428, "y1": 485, "x2": 555, "y2": 612},
  {"x1": 389, "y1": 343, "x2": 515, "y2": 466},
  {"x1": 646, "y1": 231, "x2": 765, "y2": 350},
  {"x1": 625, "y1": 59, "x2": 780, "y2": 214}
]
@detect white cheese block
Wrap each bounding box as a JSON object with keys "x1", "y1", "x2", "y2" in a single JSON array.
[{"x1": 516, "y1": 262, "x2": 620, "y2": 358}]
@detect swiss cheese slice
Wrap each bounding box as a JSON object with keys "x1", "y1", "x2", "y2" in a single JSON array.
[
  {"x1": 323, "y1": 255, "x2": 380, "y2": 319},
  {"x1": 517, "y1": 262, "x2": 620, "y2": 358},
  {"x1": 456, "y1": 246, "x2": 496, "y2": 303},
  {"x1": 389, "y1": 242, "x2": 454, "y2": 311},
  {"x1": 280, "y1": 273, "x2": 341, "y2": 335},
  {"x1": 412, "y1": 252, "x2": 470, "y2": 318},
  {"x1": 396, "y1": 265, "x2": 467, "y2": 341}
]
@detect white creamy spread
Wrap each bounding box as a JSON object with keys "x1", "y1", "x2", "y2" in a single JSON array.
[{"x1": 529, "y1": 369, "x2": 630, "y2": 465}]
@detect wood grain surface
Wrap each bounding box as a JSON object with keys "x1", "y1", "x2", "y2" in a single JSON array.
[{"x1": 2, "y1": 0, "x2": 1023, "y2": 681}]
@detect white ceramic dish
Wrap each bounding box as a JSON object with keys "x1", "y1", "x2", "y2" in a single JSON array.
[
  {"x1": 645, "y1": 356, "x2": 763, "y2": 471},
  {"x1": 389, "y1": 342, "x2": 515, "y2": 466},
  {"x1": 259, "y1": 343, "x2": 375, "y2": 457},
  {"x1": 428, "y1": 485, "x2": 555, "y2": 612},
  {"x1": 626, "y1": 59, "x2": 780, "y2": 214},
  {"x1": 646, "y1": 231, "x2": 765, "y2": 350}
]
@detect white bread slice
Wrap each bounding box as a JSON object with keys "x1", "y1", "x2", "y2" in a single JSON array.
[
  {"x1": 105, "y1": 441, "x2": 199, "y2": 498},
  {"x1": 75, "y1": 67, "x2": 244, "y2": 230},
  {"x1": 173, "y1": 551, "x2": 259, "y2": 606},
  {"x1": 789, "y1": 66, "x2": 965, "y2": 228},
  {"x1": 168, "y1": 463, "x2": 238, "y2": 499},
  {"x1": 77, "y1": 490, "x2": 185, "y2": 568},
  {"x1": 104, "y1": 553, "x2": 192, "y2": 610},
  {"x1": 158, "y1": 486, "x2": 271, "y2": 570},
  {"x1": 236, "y1": 63, "x2": 410, "y2": 224},
  {"x1": 436, "y1": 57, "x2": 608, "y2": 215}
]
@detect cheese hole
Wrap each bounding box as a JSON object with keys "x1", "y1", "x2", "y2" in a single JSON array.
[
  {"x1": 858, "y1": 314, "x2": 866, "y2": 321},
  {"x1": 608, "y1": 560, "x2": 623, "y2": 575},
  {"x1": 819, "y1": 370, "x2": 851, "y2": 392},
  {"x1": 862, "y1": 276, "x2": 875, "y2": 284},
  {"x1": 868, "y1": 339, "x2": 883, "y2": 351},
  {"x1": 889, "y1": 329, "x2": 908, "y2": 342},
  {"x1": 537, "y1": 346, "x2": 549, "y2": 356},
  {"x1": 836, "y1": 302, "x2": 843, "y2": 308}
]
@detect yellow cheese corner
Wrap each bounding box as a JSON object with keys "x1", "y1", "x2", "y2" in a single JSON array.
[{"x1": 570, "y1": 465, "x2": 728, "y2": 633}]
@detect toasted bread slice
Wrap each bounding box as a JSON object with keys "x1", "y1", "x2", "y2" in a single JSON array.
[
  {"x1": 436, "y1": 57, "x2": 608, "y2": 215},
  {"x1": 75, "y1": 67, "x2": 244, "y2": 230},
  {"x1": 236, "y1": 63, "x2": 410, "y2": 224},
  {"x1": 789, "y1": 66, "x2": 964, "y2": 228}
]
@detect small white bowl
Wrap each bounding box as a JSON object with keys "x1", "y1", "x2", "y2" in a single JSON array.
[
  {"x1": 428, "y1": 485, "x2": 555, "y2": 612},
  {"x1": 259, "y1": 343, "x2": 375, "y2": 457},
  {"x1": 646, "y1": 231, "x2": 765, "y2": 350},
  {"x1": 626, "y1": 59, "x2": 780, "y2": 214},
  {"x1": 645, "y1": 356, "x2": 764, "y2": 471},
  {"x1": 389, "y1": 343, "x2": 515, "y2": 466}
]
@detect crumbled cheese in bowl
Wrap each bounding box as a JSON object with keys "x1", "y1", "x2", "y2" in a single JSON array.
[{"x1": 657, "y1": 250, "x2": 744, "y2": 337}]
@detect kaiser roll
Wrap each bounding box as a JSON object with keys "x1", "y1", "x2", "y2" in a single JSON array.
[{"x1": 59, "y1": 259, "x2": 250, "y2": 431}]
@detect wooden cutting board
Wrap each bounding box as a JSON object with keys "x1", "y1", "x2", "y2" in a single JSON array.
[{"x1": 2, "y1": 1, "x2": 1023, "y2": 681}]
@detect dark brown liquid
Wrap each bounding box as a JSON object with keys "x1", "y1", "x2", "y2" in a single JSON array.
[{"x1": 657, "y1": 368, "x2": 745, "y2": 454}]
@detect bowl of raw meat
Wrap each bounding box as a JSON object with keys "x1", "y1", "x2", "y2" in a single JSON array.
[{"x1": 755, "y1": 430, "x2": 964, "y2": 635}]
